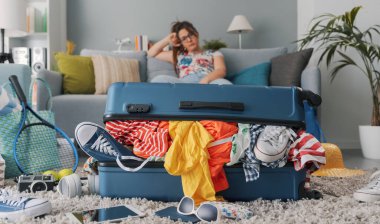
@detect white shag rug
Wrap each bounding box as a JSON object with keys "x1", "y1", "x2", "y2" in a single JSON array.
[{"x1": 1, "y1": 169, "x2": 380, "y2": 224}]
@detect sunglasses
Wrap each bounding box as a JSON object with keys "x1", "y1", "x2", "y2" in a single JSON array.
[{"x1": 177, "y1": 196, "x2": 220, "y2": 222}]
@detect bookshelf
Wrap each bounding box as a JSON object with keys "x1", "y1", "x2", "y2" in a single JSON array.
[{"x1": 9, "y1": 0, "x2": 67, "y2": 71}]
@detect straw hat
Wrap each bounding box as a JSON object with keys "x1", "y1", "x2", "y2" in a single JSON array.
[{"x1": 312, "y1": 143, "x2": 365, "y2": 177}]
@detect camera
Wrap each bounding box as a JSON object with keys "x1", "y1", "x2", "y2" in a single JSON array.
[{"x1": 17, "y1": 175, "x2": 55, "y2": 193}]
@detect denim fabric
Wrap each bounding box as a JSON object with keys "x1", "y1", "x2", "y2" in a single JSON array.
[{"x1": 150, "y1": 74, "x2": 232, "y2": 85}]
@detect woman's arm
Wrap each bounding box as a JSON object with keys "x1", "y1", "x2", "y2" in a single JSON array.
[
  {"x1": 199, "y1": 55, "x2": 227, "y2": 84},
  {"x1": 147, "y1": 33, "x2": 179, "y2": 64}
]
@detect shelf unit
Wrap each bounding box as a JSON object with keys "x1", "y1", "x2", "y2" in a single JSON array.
[{"x1": 9, "y1": 0, "x2": 67, "y2": 71}]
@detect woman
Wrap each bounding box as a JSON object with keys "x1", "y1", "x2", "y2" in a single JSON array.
[{"x1": 147, "y1": 21, "x2": 232, "y2": 84}]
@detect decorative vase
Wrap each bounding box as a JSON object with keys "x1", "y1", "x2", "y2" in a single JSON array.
[{"x1": 359, "y1": 125, "x2": 380, "y2": 159}]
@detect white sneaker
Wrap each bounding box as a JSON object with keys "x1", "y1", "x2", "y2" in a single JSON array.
[
  {"x1": 0, "y1": 190, "x2": 52, "y2": 222},
  {"x1": 254, "y1": 125, "x2": 295, "y2": 163},
  {"x1": 354, "y1": 170, "x2": 380, "y2": 202}
]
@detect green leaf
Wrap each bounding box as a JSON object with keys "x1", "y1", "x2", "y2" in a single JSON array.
[
  {"x1": 336, "y1": 51, "x2": 357, "y2": 65},
  {"x1": 330, "y1": 63, "x2": 350, "y2": 82}
]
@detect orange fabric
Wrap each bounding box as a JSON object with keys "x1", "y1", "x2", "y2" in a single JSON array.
[
  {"x1": 106, "y1": 120, "x2": 171, "y2": 158},
  {"x1": 200, "y1": 120, "x2": 238, "y2": 192}
]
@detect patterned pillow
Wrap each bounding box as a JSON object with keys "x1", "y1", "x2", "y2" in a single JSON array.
[{"x1": 91, "y1": 55, "x2": 140, "y2": 94}]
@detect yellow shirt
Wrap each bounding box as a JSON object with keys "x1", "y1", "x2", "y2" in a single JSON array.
[{"x1": 164, "y1": 121, "x2": 216, "y2": 205}]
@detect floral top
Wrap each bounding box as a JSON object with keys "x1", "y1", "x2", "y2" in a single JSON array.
[{"x1": 177, "y1": 50, "x2": 223, "y2": 78}]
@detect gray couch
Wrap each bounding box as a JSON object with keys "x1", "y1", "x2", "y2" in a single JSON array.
[{"x1": 37, "y1": 47, "x2": 321, "y2": 138}]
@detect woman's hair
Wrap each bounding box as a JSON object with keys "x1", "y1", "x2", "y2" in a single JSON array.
[{"x1": 171, "y1": 21, "x2": 199, "y2": 74}]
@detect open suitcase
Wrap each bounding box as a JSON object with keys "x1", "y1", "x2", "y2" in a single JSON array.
[{"x1": 98, "y1": 82, "x2": 321, "y2": 201}]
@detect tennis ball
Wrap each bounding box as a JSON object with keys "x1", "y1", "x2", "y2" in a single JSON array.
[
  {"x1": 58, "y1": 168, "x2": 73, "y2": 179},
  {"x1": 43, "y1": 170, "x2": 59, "y2": 181}
]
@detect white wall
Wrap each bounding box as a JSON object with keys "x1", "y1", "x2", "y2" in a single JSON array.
[
  {"x1": 298, "y1": 0, "x2": 380, "y2": 149},
  {"x1": 67, "y1": 0, "x2": 297, "y2": 53}
]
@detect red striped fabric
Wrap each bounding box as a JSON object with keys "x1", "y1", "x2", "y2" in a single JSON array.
[
  {"x1": 288, "y1": 130, "x2": 326, "y2": 171},
  {"x1": 105, "y1": 120, "x2": 171, "y2": 158}
]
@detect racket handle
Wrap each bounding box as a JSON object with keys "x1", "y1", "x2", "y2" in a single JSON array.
[{"x1": 9, "y1": 75, "x2": 28, "y2": 104}]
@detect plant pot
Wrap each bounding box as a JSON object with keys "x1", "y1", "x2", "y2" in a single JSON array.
[{"x1": 359, "y1": 125, "x2": 380, "y2": 159}]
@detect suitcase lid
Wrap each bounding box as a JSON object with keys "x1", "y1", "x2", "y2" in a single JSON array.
[{"x1": 104, "y1": 83, "x2": 305, "y2": 126}]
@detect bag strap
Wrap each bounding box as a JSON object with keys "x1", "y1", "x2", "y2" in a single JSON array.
[
  {"x1": 303, "y1": 100, "x2": 326, "y2": 143},
  {"x1": 315, "y1": 118, "x2": 326, "y2": 143},
  {"x1": 28, "y1": 77, "x2": 53, "y2": 111}
]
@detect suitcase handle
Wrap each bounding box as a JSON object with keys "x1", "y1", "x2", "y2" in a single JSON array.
[
  {"x1": 299, "y1": 90, "x2": 322, "y2": 107},
  {"x1": 179, "y1": 101, "x2": 244, "y2": 111}
]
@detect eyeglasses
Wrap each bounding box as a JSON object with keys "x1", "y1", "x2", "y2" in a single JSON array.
[
  {"x1": 177, "y1": 196, "x2": 220, "y2": 222},
  {"x1": 179, "y1": 33, "x2": 195, "y2": 43}
]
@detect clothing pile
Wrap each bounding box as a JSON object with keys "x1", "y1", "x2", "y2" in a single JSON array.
[{"x1": 105, "y1": 120, "x2": 326, "y2": 204}]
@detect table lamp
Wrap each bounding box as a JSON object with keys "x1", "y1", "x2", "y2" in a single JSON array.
[
  {"x1": 227, "y1": 15, "x2": 253, "y2": 49},
  {"x1": 0, "y1": 0, "x2": 27, "y2": 63}
]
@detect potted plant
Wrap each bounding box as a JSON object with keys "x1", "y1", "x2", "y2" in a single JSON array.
[
  {"x1": 202, "y1": 39, "x2": 227, "y2": 50},
  {"x1": 298, "y1": 6, "x2": 380, "y2": 158}
]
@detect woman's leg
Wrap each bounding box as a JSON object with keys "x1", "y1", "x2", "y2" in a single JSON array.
[
  {"x1": 209, "y1": 78, "x2": 233, "y2": 85},
  {"x1": 150, "y1": 75, "x2": 184, "y2": 83},
  {"x1": 180, "y1": 73, "x2": 202, "y2": 83}
]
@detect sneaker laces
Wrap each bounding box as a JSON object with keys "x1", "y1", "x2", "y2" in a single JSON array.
[
  {"x1": 261, "y1": 126, "x2": 296, "y2": 148},
  {"x1": 0, "y1": 197, "x2": 29, "y2": 209},
  {"x1": 90, "y1": 134, "x2": 118, "y2": 157},
  {"x1": 367, "y1": 170, "x2": 380, "y2": 190},
  {"x1": 0, "y1": 189, "x2": 11, "y2": 198}
]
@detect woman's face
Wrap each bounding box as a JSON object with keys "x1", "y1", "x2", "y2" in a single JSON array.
[{"x1": 178, "y1": 28, "x2": 199, "y2": 52}]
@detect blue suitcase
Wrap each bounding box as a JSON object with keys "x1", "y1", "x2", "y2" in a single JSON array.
[
  {"x1": 104, "y1": 83, "x2": 308, "y2": 125},
  {"x1": 99, "y1": 82, "x2": 321, "y2": 201}
]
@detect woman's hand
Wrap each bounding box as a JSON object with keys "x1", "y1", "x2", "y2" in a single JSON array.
[
  {"x1": 168, "y1": 33, "x2": 181, "y2": 47},
  {"x1": 199, "y1": 77, "x2": 210, "y2": 84}
]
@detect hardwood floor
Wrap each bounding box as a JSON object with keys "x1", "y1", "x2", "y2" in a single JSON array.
[{"x1": 342, "y1": 149, "x2": 380, "y2": 170}]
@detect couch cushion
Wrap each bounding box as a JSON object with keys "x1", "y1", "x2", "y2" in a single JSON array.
[
  {"x1": 91, "y1": 55, "x2": 140, "y2": 94},
  {"x1": 270, "y1": 48, "x2": 313, "y2": 87},
  {"x1": 80, "y1": 49, "x2": 148, "y2": 82},
  {"x1": 55, "y1": 53, "x2": 95, "y2": 94},
  {"x1": 220, "y1": 47, "x2": 287, "y2": 80},
  {"x1": 52, "y1": 94, "x2": 107, "y2": 138},
  {"x1": 231, "y1": 62, "x2": 271, "y2": 86},
  {"x1": 147, "y1": 57, "x2": 177, "y2": 82}
]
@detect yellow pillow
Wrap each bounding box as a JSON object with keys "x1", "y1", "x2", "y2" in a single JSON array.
[
  {"x1": 55, "y1": 53, "x2": 95, "y2": 94},
  {"x1": 91, "y1": 55, "x2": 140, "y2": 94}
]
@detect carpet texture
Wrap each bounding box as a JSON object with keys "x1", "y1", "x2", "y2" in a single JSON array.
[{"x1": 1, "y1": 169, "x2": 380, "y2": 224}]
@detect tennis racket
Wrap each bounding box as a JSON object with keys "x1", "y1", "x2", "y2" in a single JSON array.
[{"x1": 9, "y1": 75, "x2": 78, "y2": 175}]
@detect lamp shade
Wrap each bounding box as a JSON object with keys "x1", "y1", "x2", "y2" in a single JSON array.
[
  {"x1": 0, "y1": 0, "x2": 27, "y2": 37},
  {"x1": 227, "y1": 15, "x2": 253, "y2": 33}
]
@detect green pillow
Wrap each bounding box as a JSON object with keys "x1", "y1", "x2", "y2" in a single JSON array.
[
  {"x1": 231, "y1": 62, "x2": 271, "y2": 86},
  {"x1": 55, "y1": 53, "x2": 95, "y2": 94}
]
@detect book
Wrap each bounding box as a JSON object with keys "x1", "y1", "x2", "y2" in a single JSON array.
[
  {"x1": 134, "y1": 35, "x2": 139, "y2": 51},
  {"x1": 139, "y1": 35, "x2": 142, "y2": 51},
  {"x1": 43, "y1": 8, "x2": 47, "y2": 32},
  {"x1": 26, "y1": 6, "x2": 35, "y2": 33},
  {"x1": 142, "y1": 35, "x2": 148, "y2": 51}
]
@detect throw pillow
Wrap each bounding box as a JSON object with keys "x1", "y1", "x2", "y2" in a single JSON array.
[
  {"x1": 55, "y1": 53, "x2": 95, "y2": 94},
  {"x1": 270, "y1": 48, "x2": 313, "y2": 87},
  {"x1": 91, "y1": 55, "x2": 140, "y2": 94},
  {"x1": 80, "y1": 49, "x2": 148, "y2": 82},
  {"x1": 220, "y1": 47, "x2": 287, "y2": 79},
  {"x1": 231, "y1": 62, "x2": 271, "y2": 86}
]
